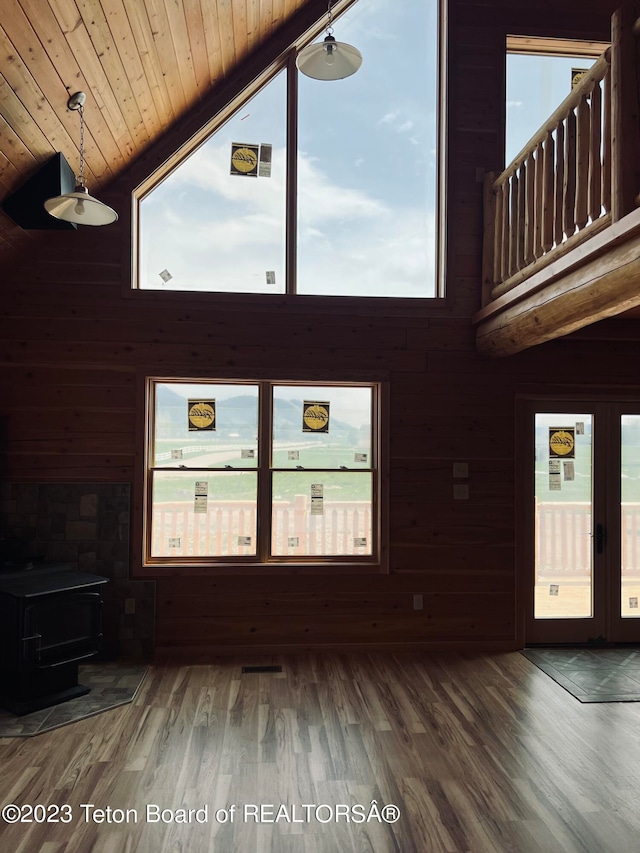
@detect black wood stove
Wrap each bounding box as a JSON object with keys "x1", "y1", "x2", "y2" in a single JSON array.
[{"x1": 0, "y1": 564, "x2": 108, "y2": 715}]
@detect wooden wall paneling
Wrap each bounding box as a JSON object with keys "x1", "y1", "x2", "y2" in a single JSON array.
[
  {"x1": 0, "y1": 316, "x2": 408, "y2": 349},
  {"x1": 391, "y1": 458, "x2": 514, "y2": 500},
  {"x1": 0, "y1": 0, "x2": 637, "y2": 653},
  {"x1": 390, "y1": 546, "x2": 515, "y2": 575},
  {"x1": 5, "y1": 454, "x2": 134, "y2": 480},
  {"x1": 0, "y1": 206, "x2": 32, "y2": 251},
  {"x1": 155, "y1": 603, "x2": 515, "y2": 647},
  {"x1": 0, "y1": 339, "x2": 428, "y2": 372}
]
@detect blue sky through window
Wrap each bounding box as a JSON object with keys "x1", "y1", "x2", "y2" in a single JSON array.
[{"x1": 137, "y1": 0, "x2": 439, "y2": 298}]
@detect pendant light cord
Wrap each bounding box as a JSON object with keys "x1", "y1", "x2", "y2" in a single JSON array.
[
  {"x1": 77, "y1": 104, "x2": 86, "y2": 189},
  {"x1": 326, "y1": 0, "x2": 334, "y2": 35}
]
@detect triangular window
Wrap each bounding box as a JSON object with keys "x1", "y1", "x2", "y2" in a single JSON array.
[{"x1": 135, "y1": 0, "x2": 444, "y2": 299}]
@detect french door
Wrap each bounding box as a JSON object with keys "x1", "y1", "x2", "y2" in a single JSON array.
[{"x1": 521, "y1": 400, "x2": 640, "y2": 644}]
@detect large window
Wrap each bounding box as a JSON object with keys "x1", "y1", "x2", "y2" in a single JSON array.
[
  {"x1": 505, "y1": 37, "x2": 607, "y2": 166},
  {"x1": 134, "y1": 0, "x2": 443, "y2": 298},
  {"x1": 143, "y1": 378, "x2": 382, "y2": 569}
]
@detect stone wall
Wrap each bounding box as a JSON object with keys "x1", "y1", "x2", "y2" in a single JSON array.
[{"x1": 0, "y1": 483, "x2": 154, "y2": 658}]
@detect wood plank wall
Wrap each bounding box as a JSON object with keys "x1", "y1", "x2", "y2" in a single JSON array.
[{"x1": 0, "y1": 0, "x2": 627, "y2": 654}]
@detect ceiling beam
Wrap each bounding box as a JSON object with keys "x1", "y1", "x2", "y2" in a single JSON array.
[{"x1": 473, "y1": 206, "x2": 640, "y2": 356}]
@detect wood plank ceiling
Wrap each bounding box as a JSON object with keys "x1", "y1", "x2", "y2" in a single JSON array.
[{"x1": 0, "y1": 0, "x2": 313, "y2": 255}]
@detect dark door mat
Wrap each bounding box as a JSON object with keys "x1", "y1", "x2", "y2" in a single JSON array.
[
  {"x1": 0, "y1": 661, "x2": 148, "y2": 737},
  {"x1": 522, "y1": 647, "x2": 640, "y2": 702}
]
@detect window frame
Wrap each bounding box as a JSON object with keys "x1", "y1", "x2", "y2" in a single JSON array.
[
  {"x1": 130, "y1": 0, "x2": 448, "y2": 302},
  {"x1": 140, "y1": 375, "x2": 388, "y2": 575},
  {"x1": 504, "y1": 35, "x2": 610, "y2": 172}
]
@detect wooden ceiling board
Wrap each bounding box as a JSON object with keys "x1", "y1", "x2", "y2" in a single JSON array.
[
  {"x1": 216, "y1": 0, "x2": 240, "y2": 77},
  {"x1": 162, "y1": 0, "x2": 199, "y2": 102},
  {"x1": 183, "y1": 1, "x2": 210, "y2": 94},
  {"x1": 0, "y1": 29, "x2": 96, "y2": 182},
  {"x1": 102, "y1": 0, "x2": 174, "y2": 130},
  {"x1": 11, "y1": 0, "x2": 123, "y2": 170},
  {"x1": 200, "y1": 0, "x2": 225, "y2": 84},
  {"x1": 0, "y1": 0, "x2": 333, "y2": 258},
  {"x1": 0, "y1": 111, "x2": 39, "y2": 180},
  {"x1": 142, "y1": 0, "x2": 189, "y2": 115}
]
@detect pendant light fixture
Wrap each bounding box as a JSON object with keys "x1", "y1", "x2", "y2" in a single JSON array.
[
  {"x1": 296, "y1": 0, "x2": 362, "y2": 80},
  {"x1": 44, "y1": 92, "x2": 118, "y2": 226}
]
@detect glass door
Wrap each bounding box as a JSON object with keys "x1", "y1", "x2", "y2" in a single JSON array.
[
  {"x1": 608, "y1": 407, "x2": 640, "y2": 642},
  {"x1": 522, "y1": 401, "x2": 640, "y2": 644}
]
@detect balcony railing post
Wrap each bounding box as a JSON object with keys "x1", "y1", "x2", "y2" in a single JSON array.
[
  {"x1": 611, "y1": 1, "x2": 640, "y2": 221},
  {"x1": 563, "y1": 108, "x2": 577, "y2": 239},
  {"x1": 482, "y1": 172, "x2": 497, "y2": 306},
  {"x1": 589, "y1": 79, "x2": 602, "y2": 221},
  {"x1": 575, "y1": 94, "x2": 590, "y2": 231},
  {"x1": 542, "y1": 131, "x2": 555, "y2": 253},
  {"x1": 554, "y1": 120, "x2": 565, "y2": 247}
]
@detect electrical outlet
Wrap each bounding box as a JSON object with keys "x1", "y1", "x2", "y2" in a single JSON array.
[
  {"x1": 453, "y1": 462, "x2": 469, "y2": 478},
  {"x1": 124, "y1": 598, "x2": 136, "y2": 615},
  {"x1": 413, "y1": 594, "x2": 423, "y2": 610}
]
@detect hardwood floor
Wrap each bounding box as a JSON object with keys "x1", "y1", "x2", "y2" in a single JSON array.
[{"x1": 1, "y1": 651, "x2": 640, "y2": 852}]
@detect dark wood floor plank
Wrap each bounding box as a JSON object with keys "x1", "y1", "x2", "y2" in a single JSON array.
[{"x1": 2, "y1": 652, "x2": 640, "y2": 851}]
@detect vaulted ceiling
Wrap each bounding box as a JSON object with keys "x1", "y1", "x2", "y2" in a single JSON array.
[{"x1": 0, "y1": 0, "x2": 333, "y2": 256}]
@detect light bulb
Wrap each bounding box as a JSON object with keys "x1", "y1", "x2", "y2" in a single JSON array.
[
  {"x1": 74, "y1": 198, "x2": 85, "y2": 216},
  {"x1": 325, "y1": 44, "x2": 335, "y2": 65}
]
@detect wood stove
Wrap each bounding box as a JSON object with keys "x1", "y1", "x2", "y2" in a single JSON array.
[{"x1": 0, "y1": 564, "x2": 108, "y2": 715}]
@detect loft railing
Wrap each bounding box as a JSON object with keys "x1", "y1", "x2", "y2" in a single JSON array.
[
  {"x1": 482, "y1": 4, "x2": 640, "y2": 308},
  {"x1": 483, "y1": 50, "x2": 612, "y2": 302}
]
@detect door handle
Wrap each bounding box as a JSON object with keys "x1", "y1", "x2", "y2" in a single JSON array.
[{"x1": 595, "y1": 523, "x2": 607, "y2": 554}]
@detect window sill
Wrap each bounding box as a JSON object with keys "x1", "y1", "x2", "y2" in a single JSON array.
[{"x1": 135, "y1": 560, "x2": 388, "y2": 578}]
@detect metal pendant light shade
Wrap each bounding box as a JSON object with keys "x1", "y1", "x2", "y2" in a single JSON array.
[
  {"x1": 44, "y1": 92, "x2": 118, "y2": 226},
  {"x1": 296, "y1": 34, "x2": 362, "y2": 80},
  {"x1": 44, "y1": 186, "x2": 118, "y2": 225},
  {"x1": 297, "y1": 1, "x2": 362, "y2": 80}
]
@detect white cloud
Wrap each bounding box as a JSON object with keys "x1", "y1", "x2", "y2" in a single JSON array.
[{"x1": 140, "y1": 146, "x2": 435, "y2": 297}]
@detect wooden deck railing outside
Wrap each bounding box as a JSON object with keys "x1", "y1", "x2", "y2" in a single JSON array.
[
  {"x1": 536, "y1": 501, "x2": 640, "y2": 575},
  {"x1": 151, "y1": 497, "x2": 372, "y2": 558}
]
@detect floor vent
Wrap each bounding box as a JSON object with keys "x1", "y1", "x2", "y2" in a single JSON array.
[{"x1": 241, "y1": 665, "x2": 282, "y2": 674}]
